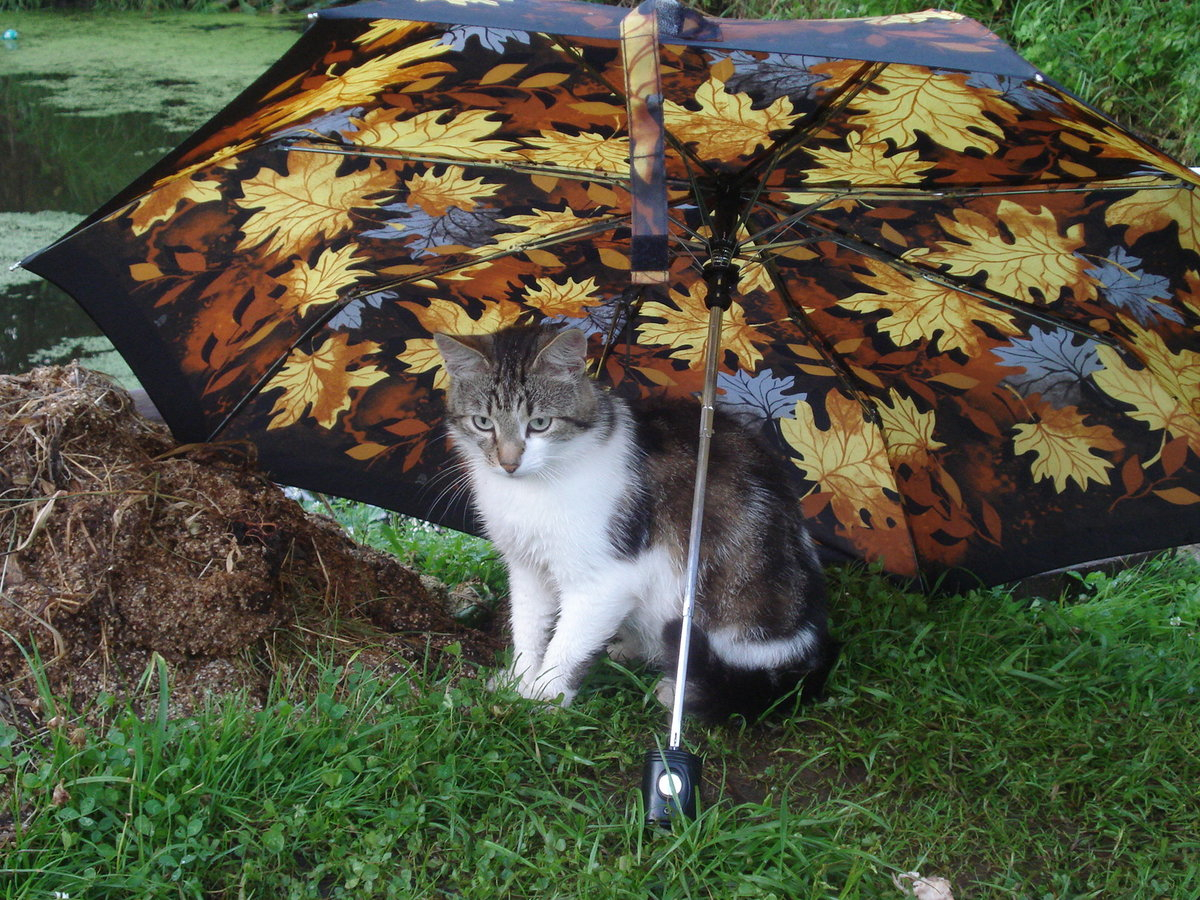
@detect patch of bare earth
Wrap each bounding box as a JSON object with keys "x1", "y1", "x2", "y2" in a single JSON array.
[{"x1": 0, "y1": 365, "x2": 499, "y2": 727}]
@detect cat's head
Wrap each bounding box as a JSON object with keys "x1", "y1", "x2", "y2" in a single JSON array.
[{"x1": 433, "y1": 324, "x2": 601, "y2": 478}]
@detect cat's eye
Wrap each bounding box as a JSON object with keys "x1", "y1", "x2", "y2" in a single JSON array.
[
  {"x1": 527, "y1": 416, "x2": 552, "y2": 433},
  {"x1": 471, "y1": 415, "x2": 494, "y2": 431}
]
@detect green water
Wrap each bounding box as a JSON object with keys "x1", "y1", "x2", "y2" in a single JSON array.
[{"x1": 0, "y1": 10, "x2": 302, "y2": 382}]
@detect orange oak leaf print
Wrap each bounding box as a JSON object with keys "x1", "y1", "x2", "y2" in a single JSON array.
[
  {"x1": 266, "y1": 334, "x2": 388, "y2": 430},
  {"x1": 1011, "y1": 402, "x2": 1121, "y2": 492},
  {"x1": 126, "y1": 175, "x2": 223, "y2": 236}
]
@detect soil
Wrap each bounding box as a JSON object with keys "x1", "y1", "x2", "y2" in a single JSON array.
[{"x1": 0, "y1": 365, "x2": 500, "y2": 727}]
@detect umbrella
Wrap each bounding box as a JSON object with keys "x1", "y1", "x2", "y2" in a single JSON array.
[{"x1": 21, "y1": 0, "x2": 1200, "y2": 821}]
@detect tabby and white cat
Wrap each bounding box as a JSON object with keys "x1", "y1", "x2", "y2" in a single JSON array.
[{"x1": 434, "y1": 324, "x2": 837, "y2": 719}]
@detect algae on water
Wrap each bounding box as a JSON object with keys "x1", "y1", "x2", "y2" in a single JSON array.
[
  {"x1": 1, "y1": 12, "x2": 301, "y2": 375},
  {"x1": 1, "y1": 11, "x2": 302, "y2": 133}
]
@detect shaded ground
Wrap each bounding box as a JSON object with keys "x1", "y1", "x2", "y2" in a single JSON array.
[{"x1": 0, "y1": 365, "x2": 499, "y2": 724}]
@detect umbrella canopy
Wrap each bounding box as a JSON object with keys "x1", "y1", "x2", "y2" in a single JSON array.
[{"x1": 22, "y1": 0, "x2": 1200, "y2": 592}]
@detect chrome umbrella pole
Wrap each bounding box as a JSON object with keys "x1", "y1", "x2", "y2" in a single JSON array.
[{"x1": 642, "y1": 242, "x2": 737, "y2": 828}]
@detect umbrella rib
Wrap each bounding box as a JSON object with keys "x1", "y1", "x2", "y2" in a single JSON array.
[
  {"x1": 735, "y1": 60, "x2": 890, "y2": 207},
  {"x1": 283, "y1": 138, "x2": 639, "y2": 189},
  {"x1": 754, "y1": 175, "x2": 1191, "y2": 216}
]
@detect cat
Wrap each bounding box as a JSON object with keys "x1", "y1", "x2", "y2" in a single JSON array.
[{"x1": 433, "y1": 323, "x2": 838, "y2": 719}]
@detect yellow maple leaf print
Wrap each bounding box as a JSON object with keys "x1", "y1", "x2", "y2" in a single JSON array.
[
  {"x1": 878, "y1": 391, "x2": 945, "y2": 464},
  {"x1": 355, "y1": 19, "x2": 427, "y2": 49},
  {"x1": 405, "y1": 168, "x2": 499, "y2": 216},
  {"x1": 1131, "y1": 330, "x2": 1200, "y2": 416},
  {"x1": 350, "y1": 108, "x2": 519, "y2": 161},
  {"x1": 805, "y1": 132, "x2": 931, "y2": 186},
  {"x1": 1093, "y1": 344, "x2": 1200, "y2": 452},
  {"x1": 400, "y1": 300, "x2": 526, "y2": 390},
  {"x1": 826, "y1": 63, "x2": 1015, "y2": 153},
  {"x1": 907, "y1": 201, "x2": 1094, "y2": 305},
  {"x1": 841, "y1": 258, "x2": 1020, "y2": 353},
  {"x1": 236, "y1": 152, "x2": 393, "y2": 260},
  {"x1": 278, "y1": 244, "x2": 369, "y2": 316},
  {"x1": 520, "y1": 276, "x2": 600, "y2": 318},
  {"x1": 1051, "y1": 101, "x2": 1198, "y2": 181},
  {"x1": 520, "y1": 130, "x2": 631, "y2": 173},
  {"x1": 637, "y1": 280, "x2": 764, "y2": 371},
  {"x1": 871, "y1": 10, "x2": 963, "y2": 23},
  {"x1": 1012, "y1": 403, "x2": 1120, "y2": 492},
  {"x1": 267, "y1": 334, "x2": 388, "y2": 431},
  {"x1": 780, "y1": 392, "x2": 902, "y2": 528},
  {"x1": 663, "y1": 75, "x2": 799, "y2": 161}
]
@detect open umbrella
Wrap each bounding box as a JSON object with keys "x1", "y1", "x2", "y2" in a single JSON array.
[{"x1": 21, "y1": 0, "x2": 1200, "y2": 822}]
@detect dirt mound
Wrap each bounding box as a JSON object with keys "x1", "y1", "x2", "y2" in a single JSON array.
[{"x1": 0, "y1": 365, "x2": 498, "y2": 719}]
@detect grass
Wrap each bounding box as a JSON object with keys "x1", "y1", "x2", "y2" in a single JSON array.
[{"x1": 4, "y1": 545, "x2": 1199, "y2": 897}]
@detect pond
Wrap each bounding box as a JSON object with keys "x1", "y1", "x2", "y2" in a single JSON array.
[{"x1": 0, "y1": 10, "x2": 303, "y2": 387}]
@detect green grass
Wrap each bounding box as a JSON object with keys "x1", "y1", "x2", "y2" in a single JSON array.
[{"x1": 4, "y1": 550, "x2": 1199, "y2": 897}]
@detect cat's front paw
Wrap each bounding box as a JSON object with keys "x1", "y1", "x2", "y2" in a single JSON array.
[
  {"x1": 518, "y1": 675, "x2": 576, "y2": 708},
  {"x1": 485, "y1": 664, "x2": 525, "y2": 693}
]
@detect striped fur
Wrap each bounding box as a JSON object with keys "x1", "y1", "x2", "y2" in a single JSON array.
[{"x1": 435, "y1": 324, "x2": 837, "y2": 718}]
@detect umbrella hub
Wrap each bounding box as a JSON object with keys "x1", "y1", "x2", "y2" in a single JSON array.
[{"x1": 702, "y1": 240, "x2": 739, "y2": 311}]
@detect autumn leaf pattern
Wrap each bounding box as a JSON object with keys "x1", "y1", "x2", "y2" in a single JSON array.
[
  {"x1": 28, "y1": 0, "x2": 1200, "y2": 589},
  {"x1": 266, "y1": 334, "x2": 388, "y2": 430}
]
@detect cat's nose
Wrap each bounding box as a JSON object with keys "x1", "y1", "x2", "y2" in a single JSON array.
[{"x1": 497, "y1": 440, "x2": 524, "y2": 474}]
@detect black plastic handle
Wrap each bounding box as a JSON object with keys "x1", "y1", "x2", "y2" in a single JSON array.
[{"x1": 642, "y1": 747, "x2": 702, "y2": 827}]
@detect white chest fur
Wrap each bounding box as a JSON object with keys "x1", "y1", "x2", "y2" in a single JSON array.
[{"x1": 465, "y1": 418, "x2": 684, "y2": 673}]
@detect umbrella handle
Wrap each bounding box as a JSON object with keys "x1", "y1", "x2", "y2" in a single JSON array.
[{"x1": 642, "y1": 747, "x2": 703, "y2": 827}]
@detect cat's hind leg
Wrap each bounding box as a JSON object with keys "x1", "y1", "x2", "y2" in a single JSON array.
[{"x1": 659, "y1": 620, "x2": 839, "y2": 720}]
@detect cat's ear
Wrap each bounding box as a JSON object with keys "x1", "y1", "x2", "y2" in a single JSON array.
[
  {"x1": 532, "y1": 328, "x2": 588, "y2": 380},
  {"x1": 433, "y1": 333, "x2": 490, "y2": 380}
]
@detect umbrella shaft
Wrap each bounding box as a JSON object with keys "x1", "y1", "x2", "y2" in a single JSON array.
[{"x1": 668, "y1": 301, "x2": 724, "y2": 749}]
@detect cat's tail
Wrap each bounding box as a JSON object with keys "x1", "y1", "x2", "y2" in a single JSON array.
[{"x1": 660, "y1": 620, "x2": 840, "y2": 722}]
